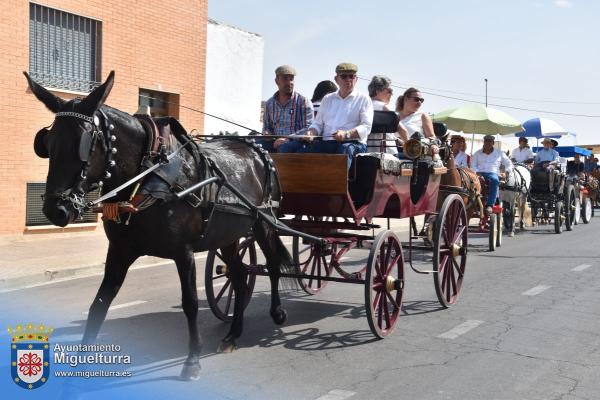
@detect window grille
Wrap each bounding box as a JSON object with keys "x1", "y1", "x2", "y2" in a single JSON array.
[
  {"x1": 26, "y1": 183, "x2": 98, "y2": 226},
  {"x1": 29, "y1": 3, "x2": 102, "y2": 92}
]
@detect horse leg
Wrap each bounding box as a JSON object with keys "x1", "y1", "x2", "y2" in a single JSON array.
[
  {"x1": 218, "y1": 242, "x2": 246, "y2": 353},
  {"x1": 253, "y1": 221, "x2": 289, "y2": 325},
  {"x1": 82, "y1": 243, "x2": 138, "y2": 344},
  {"x1": 174, "y1": 250, "x2": 202, "y2": 380}
]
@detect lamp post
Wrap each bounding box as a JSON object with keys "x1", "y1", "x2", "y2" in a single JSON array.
[{"x1": 484, "y1": 78, "x2": 488, "y2": 107}]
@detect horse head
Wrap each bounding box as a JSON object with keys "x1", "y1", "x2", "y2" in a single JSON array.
[{"x1": 25, "y1": 71, "x2": 116, "y2": 226}]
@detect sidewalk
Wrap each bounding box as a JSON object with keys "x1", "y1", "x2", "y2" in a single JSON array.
[{"x1": 0, "y1": 217, "x2": 416, "y2": 291}]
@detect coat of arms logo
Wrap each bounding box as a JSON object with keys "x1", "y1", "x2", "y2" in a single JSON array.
[{"x1": 8, "y1": 323, "x2": 53, "y2": 390}]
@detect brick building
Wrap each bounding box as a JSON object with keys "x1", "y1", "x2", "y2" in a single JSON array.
[{"x1": 0, "y1": 1, "x2": 207, "y2": 234}]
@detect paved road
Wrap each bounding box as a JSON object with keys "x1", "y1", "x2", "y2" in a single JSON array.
[{"x1": 1, "y1": 221, "x2": 599, "y2": 400}]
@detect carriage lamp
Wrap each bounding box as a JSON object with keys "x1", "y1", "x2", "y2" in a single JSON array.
[{"x1": 403, "y1": 139, "x2": 423, "y2": 160}]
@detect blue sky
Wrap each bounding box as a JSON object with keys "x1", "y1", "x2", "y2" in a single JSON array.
[{"x1": 209, "y1": 0, "x2": 600, "y2": 145}]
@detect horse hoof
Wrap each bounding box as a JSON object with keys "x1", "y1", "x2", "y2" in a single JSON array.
[
  {"x1": 180, "y1": 362, "x2": 201, "y2": 381},
  {"x1": 217, "y1": 339, "x2": 237, "y2": 353},
  {"x1": 508, "y1": 232, "x2": 514, "y2": 237},
  {"x1": 271, "y1": 307, "x2": 287, "y2": 325}
]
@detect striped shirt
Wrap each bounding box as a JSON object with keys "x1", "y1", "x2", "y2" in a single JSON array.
[{"x1": 262, "y1": 92, "x2": 313, "y2": 136}]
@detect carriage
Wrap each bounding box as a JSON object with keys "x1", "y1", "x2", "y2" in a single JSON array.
[
  {"x1": 558, "y1": 146, "x2": 594, "y2": 225},
  {"x1": 204, "y1": 112, "x2": 468, "y2": 338},
  {"x1": 528, "y1": 159, "x2": 574, "y2": 233}
]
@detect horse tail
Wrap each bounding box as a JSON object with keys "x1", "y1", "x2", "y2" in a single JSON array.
[{"x1": 252, "y1": 219, "x2": 298, "y2": 290}]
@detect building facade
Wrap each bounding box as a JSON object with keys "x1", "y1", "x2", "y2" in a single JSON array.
[
  {"x1": 204, "y1": 19, "x2": 263, "y2": 136},
  {"x1": 0, "y1": 0, "x2": 208, "y2": 234}
]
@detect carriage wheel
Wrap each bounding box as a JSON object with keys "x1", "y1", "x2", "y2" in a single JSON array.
[
  {"x1": 565, "y1": 185, "x2": 576, "y2": 231},
  {"x1": 488, "y1": 212, "x2": 497, "y2": 251},
  {"x1": 365, "y1": 230, "x2": 404, "y2": 339},
  {"x1": 574, "y1": 197, "x2": 581, "y2": 225},
  {"x1": 205, "y1": 237, "x2": 257, "y2": 322},
  {"x1": 581, "y1": 197, "x2": 592, "y2": 224},
  {"x1": 554, "y1": 201, "x2": 563, "y2": 234},
  {"x1": 293, "y1": 237, "x2": 333, "y2": 295},
  {"x1": 432, "y1": 194, "x2": 468, "y2": 308}
]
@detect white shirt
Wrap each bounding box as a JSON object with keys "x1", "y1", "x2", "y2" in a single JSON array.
[
  {"x1": 400, "y1": 112, "x2": 424, "y2": 137},
  {"x1": 309, "y1": 90, "x2": 373, "y2": 144},
  {"x1": 454, "y1": 151, "x2": 469, "y2": 167},
  {"x1": 472, "y1": 148, "x2": 513, "y2": 175},
  {"x1": 511, "y1": 146, "x2": 534, "y2": 163},
  {"x1": 367, "y1": 100, "x2": 398, "y2": 154}
]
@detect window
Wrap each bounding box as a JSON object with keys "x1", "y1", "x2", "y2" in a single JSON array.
[
  {"x1": 139, "y1": 89, "x2": 180, "y2": 118},
  {"x1": 26, "y1": 183, "x2": 98, "y2": 226},
  {"x1": 29, "y1": 3, "x2": 102, "y2": 92}
]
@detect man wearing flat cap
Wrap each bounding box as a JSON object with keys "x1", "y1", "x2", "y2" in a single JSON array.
[
  {"x1": 471, "y1": 135, "x2": 513, "y2": 213},
  {"x1": 261, "y1": 64, "x2": 313, "y2": 153},
  {"x1": 511, "y1": 137, "x2": 534, "y2": 164},
  {"x1": 303, "y1": 62, "x2": 373, "y2": 168}
]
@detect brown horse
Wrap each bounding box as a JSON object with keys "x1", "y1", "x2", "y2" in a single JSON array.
[{"x1": 438, "y1": 148, "x2": 483, "y2": 221}]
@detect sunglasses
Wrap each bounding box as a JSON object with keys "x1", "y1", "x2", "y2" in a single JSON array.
[
  {"x1": 409, "y1": 96, "x2": 425, "y2": 103},
  {"x1": 338, "y1": 74, "x2": 356, "y2": 80}
]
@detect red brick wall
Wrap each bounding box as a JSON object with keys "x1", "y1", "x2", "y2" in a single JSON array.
[{"x1": 0, "y1": 0, "x2": 207, "y2": 234}]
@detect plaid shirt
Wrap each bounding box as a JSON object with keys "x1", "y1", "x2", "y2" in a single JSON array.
[{"x1": 262, "y1": 92, "x2": 313, "y2": 136}]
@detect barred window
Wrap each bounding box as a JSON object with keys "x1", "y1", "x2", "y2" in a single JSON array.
[
  {"x1": 29, "y1": 3, "x2": 102, "y2": 93},
  {"x1": 26, "y1": 183, "x2": 98, "y2": 226}
]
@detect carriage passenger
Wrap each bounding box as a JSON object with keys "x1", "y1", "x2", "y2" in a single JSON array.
[
  {"x1": 471, "y1": 135, "x2": 513, "y2": 213},
  {"x1": 311, "y1": 80, "x2": 337, "y2": 117},
  {"x1": 533, "y1": 137, "x2": 561, "y2": 191},
  {"x1": 511, "y1": 137, "x2": 534, "y2": 164},
  {"x1": 396, "y1": 88, "x2": 435, "y2": 139},
  {"x1": 303, "y1": 62, "x2": 373, "y2": 169},
  {"x1": 261, "y1": 65, "x2": 314, "y2": 153},
  {"x1": 567, "y1": 154, "x2": 585, "y2": 176},
  {"x1": 366, "y1": 75, "x2": 408, "y2": 155},
  {"x1": 584, "y1": 153, "x2": 598, "y2": 173},
  {"x1": 450, "y1": 135, "x2": 469, "y2": 167}
]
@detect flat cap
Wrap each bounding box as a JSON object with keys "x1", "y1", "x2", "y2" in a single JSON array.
[
  {"x1": 275, "y1": 65, "x2": 296, "y2": 76},
  {"x1": 483, "y1": 134, "x2": 495, "y2": 141},
  {"x1": 335, "y1": 62, "x2": 358, "y2": 74}
]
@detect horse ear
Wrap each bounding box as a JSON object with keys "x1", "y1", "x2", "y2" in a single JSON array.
[
  {"x1": 23, "y1": 71, "x2": 66, "y2": 113},
  {"x1": 79, "y1": 71, "x2": 115, "y2": 114}
]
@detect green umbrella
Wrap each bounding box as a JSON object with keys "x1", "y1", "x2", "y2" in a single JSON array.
[{"x1": 432, "y1": 104, "x2": 523, "y2": 135}]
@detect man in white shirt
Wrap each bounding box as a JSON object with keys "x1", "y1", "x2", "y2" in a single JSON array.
[
  {"x1": 304, "y1": 62, "x2": 373, "y2": 168},
  {"x1": 471, "y1": 135, "x2": 513, "y2": 213},
  {"x1": 450, "y1": 135, "x2": 469, "y2": 167},
  {"x1": 511, "y1": 137, "x2": 534, "y2": 164}
]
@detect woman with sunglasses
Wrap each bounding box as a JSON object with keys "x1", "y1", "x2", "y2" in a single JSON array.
[{"x1": 396, "y1": 87, "x2": 435, "y2": 139}]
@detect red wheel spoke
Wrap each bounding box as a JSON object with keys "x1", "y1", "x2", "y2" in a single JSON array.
[
  {"x1": 385, "y1": 253, "x2": 402, "y2": 276},
  {"x1": 451, "y1": 225, "x2": 467, "y2": 244},
  {"x1": 383, "y1": 240, "x2": 393, "y2": 272},
  {"x1": 383, "y1": 296, "x2": 391, "y2": 329},
  {"x1": 385, "y1": 291, "x2": 400, "y2": 311},
  {"x1": 452, "y1": 258, "x2": 464, "y2": 278},
  {"x1": 215, "y1": 279, "x2": 231, "y2": 303}
]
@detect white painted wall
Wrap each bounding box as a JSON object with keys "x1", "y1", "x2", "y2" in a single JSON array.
[{"x1": 204, "y1": 19, "x2": 264, "y2": 135}]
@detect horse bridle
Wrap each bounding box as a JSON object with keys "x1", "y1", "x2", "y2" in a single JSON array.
[{"x1": 43, "y1": 110, "x2": 117, "y2": 214}]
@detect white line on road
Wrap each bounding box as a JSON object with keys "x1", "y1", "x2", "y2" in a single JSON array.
[
  {"x1": 198, "y1": 281, "x2": 226, "y2": 293},
  {"x1": 521, "y1": 285, "x2": 551, "y2": 296},
  {"x1": 315, "y1": 389, "x2": 356, "y2": 400},
  {"x1": 571, "y1": 264, "x2": 591, "y2": 272},
  {"x1": 438, "y1": 320, "x2": 484, "y2": 339},
  {"x1": 83, "y1": 300, "x2": 147, "y2": 315}
]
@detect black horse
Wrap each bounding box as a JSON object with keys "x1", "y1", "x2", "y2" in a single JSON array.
[{"x1": 25, "y1": 71, "x2": 293, "y2": 380}]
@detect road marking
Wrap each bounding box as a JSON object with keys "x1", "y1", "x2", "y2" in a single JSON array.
[
  {"x1": 521, "y1": 285, "x2": 551, "y2": 296},
  {"x1": 83, "y1": 300, "x2": 147, "y2": 315},
  {"x1": 438, "y1": 320, "x2": 484, "y2": 339},
  {"x1": 315, "y1": 389, "x2": 356, "y2": 400},
  {"x1": 198, "y1": 281, "x2": 226, "y2": 293},
  {"x1": 571, "y1": 264, "x2": 591, "y2": 272}
]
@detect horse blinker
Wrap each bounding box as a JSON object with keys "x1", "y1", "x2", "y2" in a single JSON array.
[{"x1": 34, "y1": 128, "x2": 50, "y2": 158}]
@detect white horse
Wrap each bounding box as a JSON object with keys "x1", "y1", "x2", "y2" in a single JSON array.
[{"x1": 500, "y1": 164, "x2": 532, "y2": 236}]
